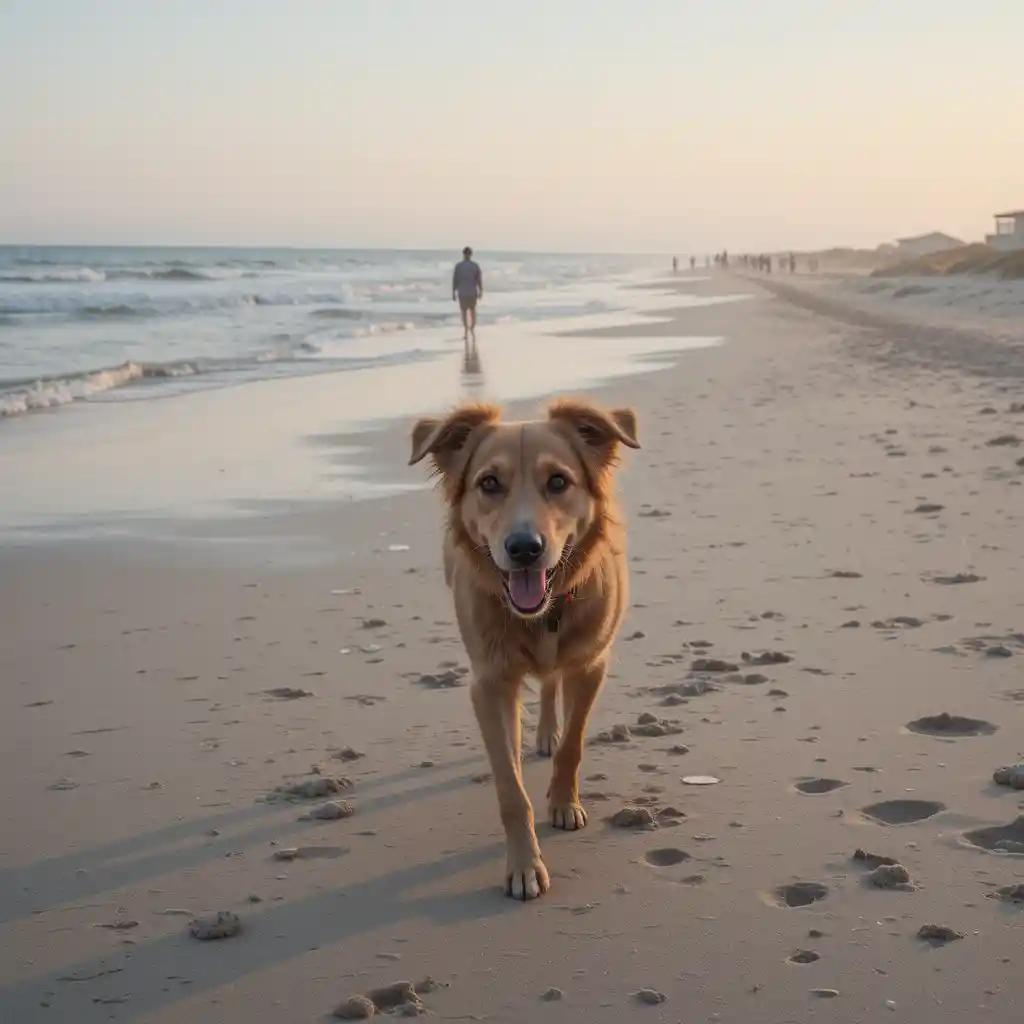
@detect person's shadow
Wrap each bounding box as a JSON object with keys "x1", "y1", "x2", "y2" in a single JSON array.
[{"x1": 460, "y1": 335, "x2": 485, "y2": 397}]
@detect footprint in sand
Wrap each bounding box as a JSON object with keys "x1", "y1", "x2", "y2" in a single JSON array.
[
  {"x1": 188, "y1": 910, "x2": 242, "y2": 941},
  {"x1": 963, "y1": 816, "x2": 1024, "y2": 854},
  {"x1": 988, "y1": 883, "x2": 1024, "y2": 904},
  {"x1": 793, "y1": 777, "x2": 847, "y2": 796},
  {"x1": 930, "y1": 572, "x2": 985, "y2": 586},
  {"x1": 644, "y1": 847, "x2": 690, "y2": 867},
  {"x1": 787, "y1": 950, "x2": 821, "y2": 964},
  {"x1": 768, "y1": 882, "x2": 829, "y2": 908},
  {"x1": 905, "y1": 713, "x2": 997, "y2": 738},
  {"x1": 861, "y1": 799, "x2": 945, "y2": 825}
]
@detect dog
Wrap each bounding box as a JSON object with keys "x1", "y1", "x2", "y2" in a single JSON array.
[{"x1": 409, "y1": 398, "x2": 640, "y2": 899}]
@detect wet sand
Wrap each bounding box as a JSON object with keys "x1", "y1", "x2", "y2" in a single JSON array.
[{"x1": 2, "y1": 275, "x2": 1022, "y2": 1022}]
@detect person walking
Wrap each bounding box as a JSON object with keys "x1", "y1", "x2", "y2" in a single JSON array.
[{"x1": 452, "y1": 246, "x2": 483, "y2": 342}]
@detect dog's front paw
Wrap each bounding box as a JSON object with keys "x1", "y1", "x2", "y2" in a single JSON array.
[
  {"x1": 505, "y1": 845, "x2": 550, "y2": 901},
  {"x1": 550, "y1": 800, "x2": 587, "y2": 831},
  {"x1": 535, "y1": 724, "x2": 561, "y2": 758}
]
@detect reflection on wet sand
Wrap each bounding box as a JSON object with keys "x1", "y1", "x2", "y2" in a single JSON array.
[{"x1": 460, "y1": 335, "x2": 485, "y2": 396}]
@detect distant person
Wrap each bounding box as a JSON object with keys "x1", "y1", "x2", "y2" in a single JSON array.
[
  {"x1": 672, "y1": 256, "x2": 678, "y2": 274},
  {"x1": 452, "y1": 246, "x2": 483, "y2": 342},
  {"x1": 689, "y1": 255, "x2": 696, "y2": 271}
]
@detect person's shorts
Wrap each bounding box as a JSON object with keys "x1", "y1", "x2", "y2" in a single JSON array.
[{"x1": 458, "y1": 293, "x2": 478, "y2": 312}]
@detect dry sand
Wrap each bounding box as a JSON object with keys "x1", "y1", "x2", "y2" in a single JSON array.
[{"x1": 2, "y1": 275, "x2": 1022, "y2": 1021}]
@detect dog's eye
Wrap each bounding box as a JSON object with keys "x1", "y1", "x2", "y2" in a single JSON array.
[
  {"x1": 547, "y1": 473, "x2": 569, "y2": 494},
  {"x1": 478, "y1": 474, "x2": 502, "y2": 495}
]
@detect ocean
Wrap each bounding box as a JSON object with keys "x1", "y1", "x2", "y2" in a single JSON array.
[
  {"x1": 0, "y1": 245, "x2": 665, "y2": 418},
  {"x1": 0, "y1": 245, "x2": 740, "y2": 540}
]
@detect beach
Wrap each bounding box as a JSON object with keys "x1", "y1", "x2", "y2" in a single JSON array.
[{"x1": 2, "y1": 268, "x2": 1023, "y2": 1022}]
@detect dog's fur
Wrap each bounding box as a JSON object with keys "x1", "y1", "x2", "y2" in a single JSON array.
[{"x1": 409, "y1": 398, "x2": 640, "y2": 899}]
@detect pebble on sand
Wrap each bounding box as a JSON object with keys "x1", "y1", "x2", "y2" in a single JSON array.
[
  {"x1": 301, "y1": 799, "x2": 355, "y2": 821},
  {"x1": 993, "y1": 765, "x2": 1024, "y2": 790},
  {"x1": 868, "y1": 863, "x2": 914, "y2": 889},
  {"x1": 188, "y1": 910, "x2": 241, "y2": 941},
  {"x1": 267, "y1": 776, "x2": 352, "y2": 801},
  {"x1": 632, "y1": 716, "x2": 684, "y2": 737},
  {"x1": 334, "y1": 980, "x2": 438, "y2": 1019},
  {"x1": 633, "y1": 988, "x2": 666, "y2": 1005},
  {"x1": 610, "y1": 806, "x2": 659, "y2": 829},
  {"x1": 332, "y1": 747, "x2": 365, "y2": 762},
  {"x1": 691, "y1": 658, "x2": 738, "y2": 673},
  {"x1": 742, "y1": 650, "x2": 793, "y2": 665},
  {"x1": 853, "y1": 848, "x2": 898, "y2": 868},
  {"x1": 333, "y1": 995, "x2": 376, "y2": 1019}
]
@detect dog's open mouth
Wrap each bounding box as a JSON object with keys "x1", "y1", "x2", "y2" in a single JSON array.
[{"x1": 503, "y1": 567, "x2": 551, "y2": 615}]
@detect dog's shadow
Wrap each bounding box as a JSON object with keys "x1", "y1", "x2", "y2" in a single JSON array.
[{"x1": 0, "y1": 838, "x2": 515, "y2": 1022}]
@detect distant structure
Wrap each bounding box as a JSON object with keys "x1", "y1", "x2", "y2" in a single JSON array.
[
  {"x1": 986, "y1": 209, "x2": 1024, "y2": 251},
  {"x1": 893, "y1": 231, "x2": 965, "y2": 257}
]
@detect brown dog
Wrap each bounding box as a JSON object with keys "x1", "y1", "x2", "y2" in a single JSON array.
[{"x1": 409, "y1": 398, "x2": 640, "y2": 899}]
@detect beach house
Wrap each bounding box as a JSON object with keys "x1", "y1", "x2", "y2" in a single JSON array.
[
  {"x1": 985, "y1": 210, "x2": 1024, "y2": 251},
  {"x1": 893, "y1": 231, "x2": 965, "y2": 256}
]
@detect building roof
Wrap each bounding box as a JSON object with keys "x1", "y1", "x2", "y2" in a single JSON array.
[
  {"x1": 994, "y1": 210, "x2": 1024, "y2": 219},
  {"x1": 895, "y1": 231, "x2": 963, "y2": 245}
]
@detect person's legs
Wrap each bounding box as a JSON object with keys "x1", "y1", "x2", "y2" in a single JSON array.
[
  {"x1": 468, "y1": 300, "x2": 477, "y2": 340},
  {"x1": 458, "y1": 296, "x2": 470, "y2": 339}
]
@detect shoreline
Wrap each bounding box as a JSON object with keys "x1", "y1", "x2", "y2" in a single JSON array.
[
  {"x1": 2, "y1": 273, "x2": 1023, "y2": 1022},
  {"x1": 0, "y1": 279, "x2": 740, "y2": 542}
]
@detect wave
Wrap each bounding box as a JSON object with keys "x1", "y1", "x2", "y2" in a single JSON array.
[
  {"x1": 0, "y1": 266, "x2": 238, "y2": 285},
  {"x1": 0, "y1": 291, "x2": 295, "y2": 316},
  {"x1": 312, "y1": 307, "x2": 365, "y2": 320},
  {"x1": 0, "y1": 336, "x2": 448, "y2": 420},
  {"x1": 82, "y1": 304, "x2": 150, "y2": 318},
  {"x1": 0, "y1": 361, "x2": 146, "y2": 417},
  {"x1": 0, "y1": 267, "x2": 106, "y2": 284}
]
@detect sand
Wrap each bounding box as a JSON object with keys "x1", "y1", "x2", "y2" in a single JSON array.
[{"x1": 1, "y1": 274, "x2": 1022, "y2": 1021}]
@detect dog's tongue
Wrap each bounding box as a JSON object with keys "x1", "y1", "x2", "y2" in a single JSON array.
[{"x1": 507, "y1": 568, "x2": 548, "y2": 610}]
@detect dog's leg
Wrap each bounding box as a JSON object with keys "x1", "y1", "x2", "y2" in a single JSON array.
[
  {"x1": 471, "y1": 676, "x2": 550, "y2": 900},
  {"x1": 548, "y1": 660, "x2": 606, "y2": 830},
  {"x1": 535, "y1": 674, "x2": 561, "y2": 757}
]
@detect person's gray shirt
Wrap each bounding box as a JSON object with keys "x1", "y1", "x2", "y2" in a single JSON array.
[{"x1": 452, "y1": 258, "x2": 482, "y2": 299}]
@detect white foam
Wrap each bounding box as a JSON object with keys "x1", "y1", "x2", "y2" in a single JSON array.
[
  {"x1": 0, "y1": 267, "x2": 106, "y2": 283},
  {"x1": 0, "y1": 362, "x2": 144, "y2": 418}
]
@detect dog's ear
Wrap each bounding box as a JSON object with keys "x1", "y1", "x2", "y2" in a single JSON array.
[
  {"x1": 409, "y1": 404, "x2": 500, "y2": 493},
  {"x1": 548, "y1": 398, "x2": 640, "y2": 468}
]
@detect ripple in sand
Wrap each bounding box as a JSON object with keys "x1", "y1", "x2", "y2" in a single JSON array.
[
  {"x1": 861, "y1": 799, "x2": 944, "y2": 825},
  {"x1": 905, "y1": 713, "x2": 997, "y2": 737}
]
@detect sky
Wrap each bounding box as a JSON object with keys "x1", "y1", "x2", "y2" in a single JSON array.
[{"x1": 1, "y1": 0, "x2": 1022, "y2": 252}]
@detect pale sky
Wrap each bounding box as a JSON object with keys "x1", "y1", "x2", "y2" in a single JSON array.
[{"x1": 1, "y1": 0, "x2": 1021, "y2": 252}]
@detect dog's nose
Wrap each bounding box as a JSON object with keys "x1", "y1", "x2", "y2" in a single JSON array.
[{"x1": 504, "y1": 530, "x2": 545, "y2": 567}]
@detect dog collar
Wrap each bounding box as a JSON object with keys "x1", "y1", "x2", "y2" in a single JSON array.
[{"x1": 545, "y1": 588, "x2": 576, "y2": 633}]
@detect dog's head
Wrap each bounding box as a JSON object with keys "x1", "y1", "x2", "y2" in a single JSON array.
[{"x1": 409, "y1": 399, "x2": 640, "y2": 618}]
